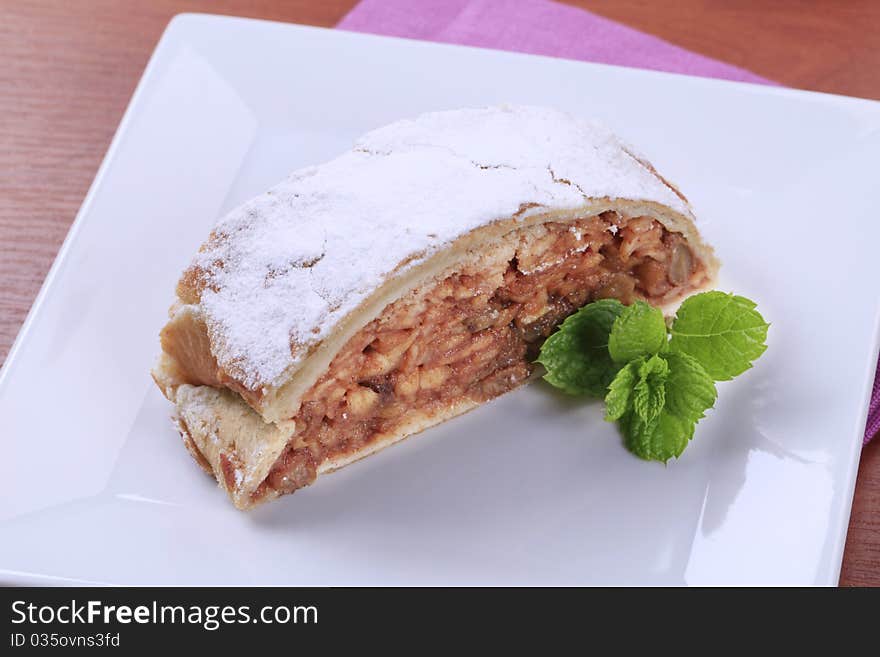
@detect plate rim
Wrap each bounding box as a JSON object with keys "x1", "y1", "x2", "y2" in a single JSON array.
[{"x1": 2, "y1": 12, "x2": 879, "y2": 586}]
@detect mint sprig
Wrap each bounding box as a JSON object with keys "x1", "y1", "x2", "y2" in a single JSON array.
[{"x1": 538, "y1": 291, "x2": 768, "y2": 462}]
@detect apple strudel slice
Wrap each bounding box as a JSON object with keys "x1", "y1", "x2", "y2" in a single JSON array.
[{"x1": 152, "y1": 106, "x2": 719, "y2": 509}]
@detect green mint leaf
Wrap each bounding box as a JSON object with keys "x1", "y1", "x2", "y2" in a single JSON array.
[
  {"x1": 663, "y1": 352, "x2": 717, "y2": 422},
  {"x1": 617, "y1": 352, "x2": 713, "y2": 462},
  {"x1": 604, "y1": 360, "x2": 640, "y2": 421},
  {"x1": 669, "y1": 291, "x2": 769, "y2": 381},
  {"x1": 608, "y1": 300, "x2": 668, "y2": 364},
  {"x1": 619, "y1": 409, "x2": 695, "y2": 463},
  {"x1": 633, "y1": 354, "x2": 669, "y2": 423},
  {"x1": 537, "y1": 298, "x2": 625, "y2": 396}
]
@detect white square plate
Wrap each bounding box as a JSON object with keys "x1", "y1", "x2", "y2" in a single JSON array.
[{"x1": 2, "y1": 14, "x2": 879, "y2": 585}]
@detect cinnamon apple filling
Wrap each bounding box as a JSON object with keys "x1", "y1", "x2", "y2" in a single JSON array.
[{"x1": 257, "y1": 212, "x2": 706, "y2": 500}]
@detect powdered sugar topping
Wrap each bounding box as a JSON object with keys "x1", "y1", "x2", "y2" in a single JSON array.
[{"x1": 189, "y1": 106, "x2": 692, "y2": 389}]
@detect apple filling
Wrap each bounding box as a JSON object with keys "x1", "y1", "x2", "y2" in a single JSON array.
[{"x1": 256, "y1": 212, "x2": 706, "y2": 501}]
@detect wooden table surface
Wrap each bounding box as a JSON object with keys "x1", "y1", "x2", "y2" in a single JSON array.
[{"x1": 2, "y1": 0, "x2": 878, "y2": 585}]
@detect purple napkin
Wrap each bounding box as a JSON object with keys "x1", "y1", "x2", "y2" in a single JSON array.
[
  {"x1": 338, "y1": 0, "x2": 879, "y2": 444},
  {"x1": 868, "y1": 362, "x2": 880, "y2": 444},
  {"x1": 338, "y1": 0, "x2": 775, "y2": 83}
]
